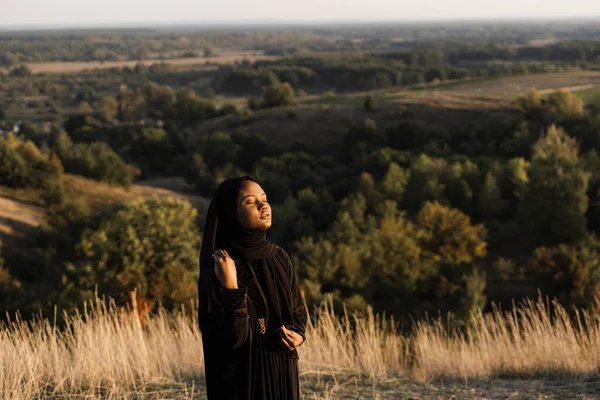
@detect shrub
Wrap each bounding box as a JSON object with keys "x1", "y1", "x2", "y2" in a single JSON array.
[
  {"x1": 364, "y1": 94, "x2": 377, "y2": 112},
  {"x1": 262, "y1": 82, "x2": 295, "y2": 108},
  {"x1": 0, "y1": 134, "x2": 63, "y2": 193},
  {"x1": 56, "y1": 136, "x2": 134, "y2": 187},
  {"x1": 526, "y1": 241, "x2": 600, "y2": 308},
  {"x1": 58, "y1": 198, "x2": 201, "y2": 310}
]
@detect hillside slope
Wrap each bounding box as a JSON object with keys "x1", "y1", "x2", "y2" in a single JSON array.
[
  {"x1": 183, "y1": 91, "x2": 519, "y2": 155},
  {"x1": 0, "y1": 174, "x2": 208, "y2": 250}
]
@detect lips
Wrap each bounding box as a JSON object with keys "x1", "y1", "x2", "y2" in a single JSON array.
[{"x1": 261, "y1": 213, "x2": 271, "y2": 220}]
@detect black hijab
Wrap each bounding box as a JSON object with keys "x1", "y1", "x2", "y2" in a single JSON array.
[{"x1": 198, "y1": 176, "x2": 277, "y2": 320}]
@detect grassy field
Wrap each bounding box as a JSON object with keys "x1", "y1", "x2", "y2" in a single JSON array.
[
  {"x1": 6, "y1": 51, "x2": 277, "y2": 74},
  {"x1": 573, "y1": 86, "x2": 600, "y2": 107},
  {"x1": 2, "y1": 296, "x2": 600, "y2": 399},
  {"x1": 435, "y1": 71, "x2": 600, "y2": 97},
  {"x1": 301, "y1": 72, "x2": 600, "y2": 107}
]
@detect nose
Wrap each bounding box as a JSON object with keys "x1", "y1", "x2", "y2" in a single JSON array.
[{"x1": 258, "y1": 201, "x2": 267, "y2": 211}]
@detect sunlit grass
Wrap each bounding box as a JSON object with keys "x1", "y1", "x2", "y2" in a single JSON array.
[
  {"x1": 2, "y1": 295, "x2": 600, "y2": 398},
  {"x1": 573, "y1": 86, "x2": 600, "y2": 107}
]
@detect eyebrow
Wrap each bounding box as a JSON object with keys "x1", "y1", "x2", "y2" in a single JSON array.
[{"x1": 240, "y1": 193, "x2": 266, "y2": 201}]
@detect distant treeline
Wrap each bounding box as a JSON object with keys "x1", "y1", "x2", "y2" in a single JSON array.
[
  {"x1": 3, "y1": 22, "x2": 600, "y2": 66},
  {"x1": 215, "y1": 41, "x2": 600, "y2": 94}
]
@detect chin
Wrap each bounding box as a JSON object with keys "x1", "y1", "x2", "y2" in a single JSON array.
[{"x1": 258, "y1": 219, "x2": 272, "y2": 230}]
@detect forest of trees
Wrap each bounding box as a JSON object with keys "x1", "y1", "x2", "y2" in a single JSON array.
[
  {"x1": 2, "y1": 78, "x2": 600, "y2": 329},
  {"x1": 3, "y1": 24, "x2": 600, "y2": 330}
]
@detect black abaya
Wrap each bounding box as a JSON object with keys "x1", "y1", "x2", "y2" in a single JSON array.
[{"x1": 198, "y1": 177, "x2": 308, "y2": 400}]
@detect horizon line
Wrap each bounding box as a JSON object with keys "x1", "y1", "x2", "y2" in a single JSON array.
[{"x1": 1, "y1": 16, "x2": 600, "y2": 32}]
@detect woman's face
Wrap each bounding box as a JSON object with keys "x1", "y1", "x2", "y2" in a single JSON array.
[{"x1": 236, "y1": 180, "x2": 272, "y2": 230}]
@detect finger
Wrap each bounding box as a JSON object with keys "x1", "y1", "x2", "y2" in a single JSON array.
[
  {"x1": 281, "y1": 327, "x2": 295, "y2": 340},
  {"x1": 281, "y1": 337, "x2": 294, "y2": 351},
  {"x1": 222, "y1": 250, "x2": 231, "y2": 259},
  {"x1": 288, "y1": 332, "x2": 302, "y2": 347},
  {"x1": 283, "y1": 329, "x2": 302, "y2": 347},
  {"x1": 280, "y1": 333, "x2": 293, "y2": 346},
  {"x1": 283, "y1": 331, "x2": 296, "y2": 343}
]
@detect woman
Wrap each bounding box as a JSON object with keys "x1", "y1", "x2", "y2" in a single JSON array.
[{"x1": 198, "y1": 176, "x2": 308, "y2": 400}]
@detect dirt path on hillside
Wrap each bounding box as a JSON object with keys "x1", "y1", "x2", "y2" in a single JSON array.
[{"x1": 0, "y1": 196, "x2": 44, "y2": 239}]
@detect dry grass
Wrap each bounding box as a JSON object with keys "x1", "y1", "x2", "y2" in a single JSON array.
[
  {"x1": 437, "y1": 71, "x2": 600, "y2": 96},
  {"x1": 0, "y1": 196, "x2": 45, "y2": 239},
  {"x1": 412, "y1": 298, "x2": 600, "y2": 382},
  {"x1": 62, "y1": 175, "x2": 208, "y2": 213},
  {"x1": 3, "y1": 295, "x2": 600, "y2": 399},
  {"x1": 17, "y1": 51, "x2": 277, "y2": 74}
]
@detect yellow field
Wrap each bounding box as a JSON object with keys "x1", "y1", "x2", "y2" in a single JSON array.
[
  {"x1": 438, "y1": 71, "x2": 600, "y2": 96},
  {"x1": 7, "y1": 51, "x2": 277, "y2": 74},
  {"x1": 2, "y1": 296, "x2": 600, "y2": 399}
]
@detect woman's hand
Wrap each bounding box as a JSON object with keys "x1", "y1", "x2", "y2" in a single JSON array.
[
  {"x1": 278, "y1": 325, "x2": 304, "y2": 351},
  {"x1": 213, "y1": 249, "x2": 238, "y2": 289}
]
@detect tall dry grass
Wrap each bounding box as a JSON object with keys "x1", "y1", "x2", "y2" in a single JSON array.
[{"x1": 2, "y1": 295, "x2": 600, "y2": 399}]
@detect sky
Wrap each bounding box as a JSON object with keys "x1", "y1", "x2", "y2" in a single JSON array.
[{"x1": 2, "y1": 0, "x2": 600, "y2": 28}]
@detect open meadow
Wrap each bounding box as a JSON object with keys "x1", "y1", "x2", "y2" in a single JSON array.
[
  {"x1": 1, "y1": 50, "x2": 277, "y2": 74},
  {"x1": 434, "y1": 71, "x2": 600, "y2": 97},
  {"x1": 2, "y1": 296, "x2": 600, "y2": 399}
]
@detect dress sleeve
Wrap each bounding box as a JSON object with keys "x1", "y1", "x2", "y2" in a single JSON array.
[
  {"x1": 199, "y1": 282, "x2": 251, "y2": 349},
  {"x1": 282, "y1": 249, "x2": 308, "y2": 342}
]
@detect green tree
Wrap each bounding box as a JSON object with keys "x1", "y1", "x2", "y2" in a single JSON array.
[
  {"x1": 380, "y1": 162, "x2": 409, "y2": 202},
  {"x1": 402, "y1": 154, "x2": 446, "y2": 214},
  {"x1": 78, "y1": 101, "x2": 94, "y2": 116},
  {"x1": 365, "y1": 205, "x2": 425, "y2": 314},
  {"x1": 98, "y1": 96, "x2": 118, "y2": 122},
  {"x1": 519, "y1": 125, "x2": 589, "y2": 246},
  {"x1": 139, "y1": 82, "x2": 176, "y2": 119},
  {"x1": 0, "y1": 240, "x2": 26, "y2": 316},
  {"x1": 262, "y1": 82, "x2": 295, "y2": 108},
  {"x1": 415, "y1": 201, "x2": 488, "y2": 321},
  {"x1": 478, "y1": 172, "x2": 506, "y2": 220},
  {"x1": 0, "y1": 134, "x2": 63, "y2": 191},
  {"x1": 132, "y1": 127, "x2": 172, "y2": 174},
  {"x1": 364, "y1": 94, "x2": 377, "y2": 112},
  {"x1": 202, "y1": 131, "x2": 241, "y2": 170},
  {"x1": 500, "y1": 157, "x2": 530, "y2": 217},
  {"x1": 9, "y1": 64, "x2": 32, "y2": 77},
  {"x1": 544, "y1": 90, "x2": 585, "y2": 122},
  {"x1": 526, "y1": 240, "x2": 600, "y2": 309},
  {"x1": 59, "y1": 198, "x2": 201, "y2": 310},
  {"x1": 203, "y1": 47, "x2": 215, "y2": 58},
  {"x1": 518, "y1": 90, "x2": 585, "y2": 129},
  {"x1": 444, "y1": 162, "x2": 477, "y2": 215},
  {"x1": 172, "y1": 88, "x2": 217, "y2": 126},
  {"x1": 58, "y1": 141, "x2": 134, "y2": 187},
  {"x1": 416, "y1": 201, "x2": 487, "y2": 265},
  {"x1": 356, "y1": 171, "x2": 383, "y2": 211}
]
